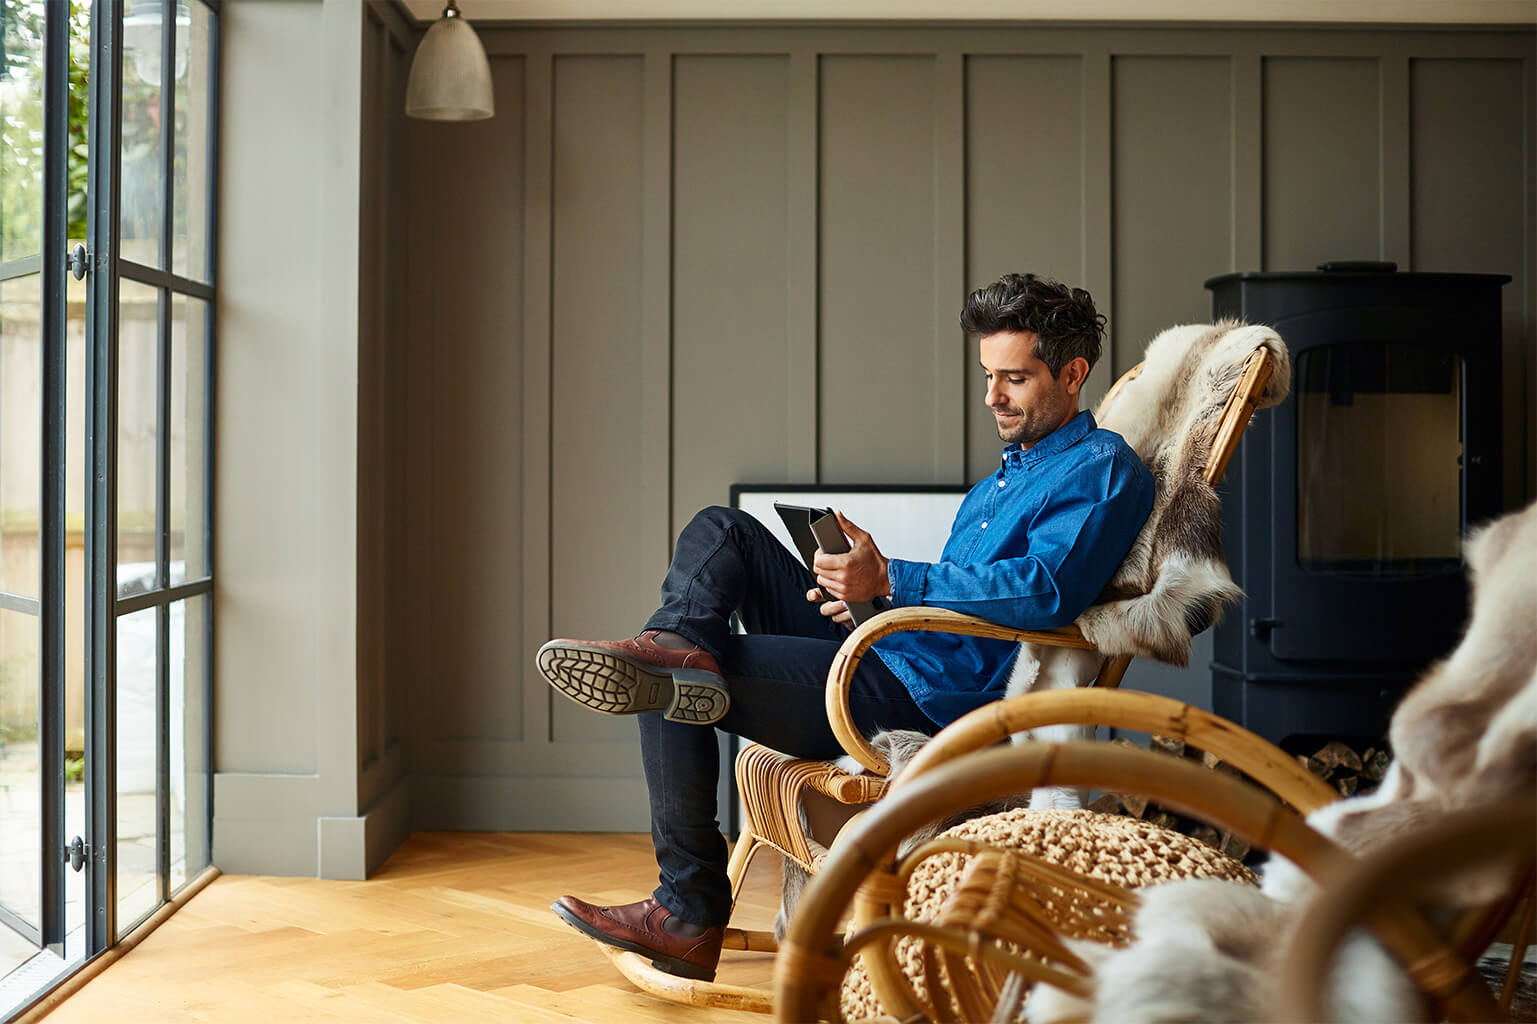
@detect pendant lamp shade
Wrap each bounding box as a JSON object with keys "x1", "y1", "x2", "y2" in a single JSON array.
[{"x1": 406, "y1": 3, "x2": 494, "y2": 121}]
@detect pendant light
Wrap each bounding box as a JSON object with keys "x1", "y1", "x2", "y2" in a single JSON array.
[{"x1": 405, "y1": 0, "x2": 494, "y2": 121}]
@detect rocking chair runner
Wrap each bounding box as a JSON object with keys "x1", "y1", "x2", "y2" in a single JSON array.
[{"x1": 604, "y1": 339, "x2": 1282, "y2": 1013}]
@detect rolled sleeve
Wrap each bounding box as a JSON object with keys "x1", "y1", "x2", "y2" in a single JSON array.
[{"x1": 886, "y1": 558, "x2": 929, "y2": 608}]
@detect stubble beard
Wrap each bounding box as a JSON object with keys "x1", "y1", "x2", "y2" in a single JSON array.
[{"x1": 995, "y1": 393, "x2": 1072, "y2": 447}]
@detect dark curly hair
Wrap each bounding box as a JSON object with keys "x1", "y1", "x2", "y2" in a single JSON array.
[{"x1": 959, "y1": 273, "x2": 1106, "y2": 376}]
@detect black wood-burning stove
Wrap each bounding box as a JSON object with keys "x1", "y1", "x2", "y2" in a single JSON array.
[{"x1": 1205, "y1": 262, "x2": 1508, "y2": 749}]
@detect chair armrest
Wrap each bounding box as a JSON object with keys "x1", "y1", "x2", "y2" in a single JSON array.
[
  {"x1": 892, "y1": 687, "x2": 1339, "y2": 814},
  {"x1": 825, "y1": 606, "x2": 1098, "y2": 776}
]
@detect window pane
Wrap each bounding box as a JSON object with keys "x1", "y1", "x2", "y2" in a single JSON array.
[
  {"x1": 0, "y1": 273, "x2": 42, "y2": 600},
  {"x1": 117, "y1": 280, "x2": 158, "y2": 596},
  {"x1": 0, "y1": 608, "x2": 41, "y2": 935},
  {"x1": 119, "y1": 0, "x2": 166, "y2": 267},
  {"x1": 1296, "y1": 342, "x2": 1463, "y2": 575},
  {"x1": 169, "y1": 294, "x2": 205, "y2": 583},
  {"x1": 115, "y1": 607, "x2": 158, "y2": 935},
  {"x1": 171, "y1": 1, "x2": 207, "y2": 281},
  {"x1": 0, "y1": 1, "x2": 47, "y2": 264},
  {"x1": 169, "y1": 595, "x2": 204, "y2": 889}
]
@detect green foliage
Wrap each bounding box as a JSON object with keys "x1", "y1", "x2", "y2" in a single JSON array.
[
  {"x1": 0, "y1": 0, "x2": 91, "y2": 251},
  {"x1": 2, "y1": 0, "x2": 182, "y2": 253}
]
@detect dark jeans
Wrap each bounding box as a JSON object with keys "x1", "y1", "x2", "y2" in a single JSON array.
[{"x1": 639, "y1": 505, "x2": 938, "y2": 926}]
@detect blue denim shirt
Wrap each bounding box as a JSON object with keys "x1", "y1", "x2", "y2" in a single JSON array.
[{"x1": 874, "y1": 410, "x2": 1154, "y2": 727}]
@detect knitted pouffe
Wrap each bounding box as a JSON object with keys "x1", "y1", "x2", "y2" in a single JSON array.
[{"x1": 838, "y1": 808, "x2": 1257, "y2": 1022}]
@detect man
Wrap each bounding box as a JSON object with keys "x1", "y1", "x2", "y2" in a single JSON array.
[{"x1": 535, "y1": 272, "x2": 1155, "y2": 982}]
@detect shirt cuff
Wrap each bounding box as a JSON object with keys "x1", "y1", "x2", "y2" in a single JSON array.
[{"x1": 887, "y1": 559, "x2": 928, "y2": 607}]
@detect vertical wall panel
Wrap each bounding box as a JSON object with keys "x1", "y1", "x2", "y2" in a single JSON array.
[
  {"x1": 1111, "y1": 56, "x2": 1232, "y2": 370},
  {"x1": 385, "y1": 32, "x2": 410, "y2": 756},
  {"x1": 964, "y1": 55, "x2": 1084, "y2": 484},
  {"x1": 356, "y1": 15, "x2": 382, "y2": 772},
  {"x1": 672, "y1": 56, "x2": 791, "y2": 531},
  {"x1": 427, "y1": 57, "x2": 526, "y2": 744},
  {"x1": 819, "y1": 56, "x2": 937, "y2": 484},
  {"x1": 1263, "y1": 58, "x2": 1381, "y2": 270},
  {"x1": 1410, "y1": 58, "x2": 1527, "y2": 507},
  {"x1": 549, "y1": 56, "x2": 646, "y2": 742}
]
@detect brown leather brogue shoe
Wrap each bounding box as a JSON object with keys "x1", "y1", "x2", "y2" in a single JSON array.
[
  {"x1": 551, "y1": 895, "x2": 724, "y2": 981},
  {"x1": 535, "y1": 630, "x2": 730, "y2": 725}
]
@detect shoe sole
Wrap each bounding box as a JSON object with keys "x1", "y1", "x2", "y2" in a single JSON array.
[
  {"x1": 550, "y1": 900, "x2": 716, "y2": 982},
  {"x1": 535, "y1": 642, "x2": 729, "y2": 725}
]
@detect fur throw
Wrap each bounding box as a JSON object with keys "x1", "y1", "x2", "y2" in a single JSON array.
[
  {"x1": 1027, "y1": 881, "x2": 1422, "y2": 1024},
  {"x1": 1029, "y1": 500, "x2": 1537, "y2": 1024},
  {"x1": 1074, "y1": 320, "x2": 1289, "y2": 665}
]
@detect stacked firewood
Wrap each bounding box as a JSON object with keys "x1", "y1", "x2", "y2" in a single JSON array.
[
  {"x1": 1086, "y1": 736, "x2": 1392, "y2": 862},
  {"x1": 1295, "y1": 739, "x2": 1392, "y2": 798}
]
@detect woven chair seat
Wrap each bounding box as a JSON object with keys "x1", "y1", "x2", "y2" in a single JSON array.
[{"x1": 839, "y1": 808, "x2": 1257, "y2": 1022}]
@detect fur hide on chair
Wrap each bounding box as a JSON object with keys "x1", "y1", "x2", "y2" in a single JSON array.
[
  {"x1": 1027, "y1": 499, "x2": 1537, "y2": 1024},
  {"x1": 1074, "y1": 319, "x2": 1289, "y2": 666}
]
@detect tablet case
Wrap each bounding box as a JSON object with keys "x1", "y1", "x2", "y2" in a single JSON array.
[{"x1": 772, "y1": 502, "x2": 883, "y2": 627}]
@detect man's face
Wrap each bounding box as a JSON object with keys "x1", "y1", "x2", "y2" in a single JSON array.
[{"x1": 979, "y1": 330, "x2": 1085, "y2": 448}]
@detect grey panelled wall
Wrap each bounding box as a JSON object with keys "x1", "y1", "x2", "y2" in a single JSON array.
[{"x1": 400, "y1": 24, "x2": 1535, "y2": 830}]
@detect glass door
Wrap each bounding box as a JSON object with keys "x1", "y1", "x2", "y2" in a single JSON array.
[
  {"x1": 0, "y1": 0, "x2": 77, "y2": 968},
  {"x1": 2, "y1": 0, "x2": 215, "y2": 1009}
]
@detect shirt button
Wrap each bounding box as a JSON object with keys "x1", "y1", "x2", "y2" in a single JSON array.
[
  {"x1": 981, "y1": 521, "x2": 988, "y2": 529},
  {"x1": 997, "y1": 480, "x2": 1006, "y2": 488}
]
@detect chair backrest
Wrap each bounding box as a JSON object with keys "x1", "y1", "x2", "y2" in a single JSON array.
[{"x1": 1100, "y1": 343, "x2": 1280, "y2": 486}]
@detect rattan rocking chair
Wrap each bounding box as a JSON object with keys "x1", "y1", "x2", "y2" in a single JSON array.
[
  {"x1": 602, "y1": 336, "x2": 1284, "y2": 1013},
  {"x1": 774, "y1": 727, "x2": 1527, "y2": 1023}
]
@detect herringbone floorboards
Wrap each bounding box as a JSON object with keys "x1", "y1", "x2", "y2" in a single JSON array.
[{"x1": 42, "y1": 832, "x2": 782, "y2": 1023}]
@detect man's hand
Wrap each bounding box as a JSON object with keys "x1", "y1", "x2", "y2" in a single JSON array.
[
  {"x1": 806, "y1": 587, "x2": 853, "y2": 629},
  {"x1": 812, "y1": 510, "x2": 891, "y2": 604}
]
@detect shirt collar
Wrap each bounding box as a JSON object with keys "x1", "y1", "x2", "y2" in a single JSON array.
[{"x1": 1000, "y1": 409, "x2": 1097, "y2": 469}]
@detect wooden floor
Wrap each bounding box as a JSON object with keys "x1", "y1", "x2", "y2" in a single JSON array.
[{"x1": 38, "y1": 832, "x2": 785, "y2": 1023}]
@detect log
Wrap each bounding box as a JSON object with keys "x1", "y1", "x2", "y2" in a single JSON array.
[
  {"x1": 1202, "y1": 750, "x2": 1242, "y2": 778},
  {"x1": 1314, "y1": 741, "x2": 1362, "y2": 774},
  {"x1": 1362, "y1": 748, "x2": 1391, "y2": 783}
]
